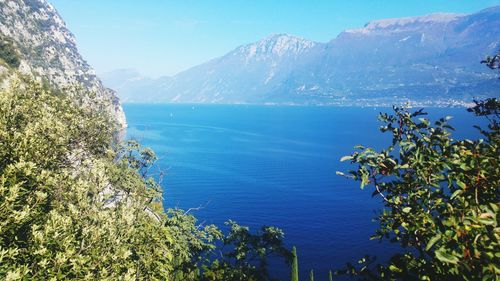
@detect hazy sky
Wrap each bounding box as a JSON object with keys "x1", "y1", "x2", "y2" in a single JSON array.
[{"x1": 50, "y1": 0, "x2": 500, "y2": 77}]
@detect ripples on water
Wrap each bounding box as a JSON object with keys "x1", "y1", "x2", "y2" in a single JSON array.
[{"x1": 125, "y1": 104, "x2": 479, "y2": 280}]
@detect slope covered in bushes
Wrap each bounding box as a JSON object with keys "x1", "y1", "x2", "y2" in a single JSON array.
[{"x1": 0, "y1": 77, "x2": 289, "y2": 280}]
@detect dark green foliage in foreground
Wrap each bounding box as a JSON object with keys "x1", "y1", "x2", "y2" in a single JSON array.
[
  {"x1": 202, "y1": 221, "x2": 290, "y2": 281},
  {"x1": 309, "y1": 269, "x2": 314, "y2": 281},
  {"x1": 0, "y1": 36, "x2": 20, "y2": 68},
  {"x1": 337, "y1": 99, "x2": 499, "y2": 280},
  {"x1": 0, "y1": 78, "x2": 289, "y2": 280}
]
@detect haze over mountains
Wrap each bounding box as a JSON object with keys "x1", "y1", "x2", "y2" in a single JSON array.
[{"x1": 102, "y1": 6, "x2": 500, "y2": 106}]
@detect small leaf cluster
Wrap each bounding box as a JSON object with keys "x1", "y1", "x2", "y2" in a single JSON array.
[{"x1": 202, "y1": 220, "x2": 290, "y2": 281}]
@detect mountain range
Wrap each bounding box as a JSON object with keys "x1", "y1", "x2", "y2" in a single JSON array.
[{"x1": 102, "y1": 6, "x2": 500, "y2": 106}]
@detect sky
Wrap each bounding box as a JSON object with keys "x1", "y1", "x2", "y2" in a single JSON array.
[{"x1": 50, "y1": 0, "x2": 500, "y2": 78}]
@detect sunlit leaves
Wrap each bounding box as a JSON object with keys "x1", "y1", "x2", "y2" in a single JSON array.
[
  {"x1": 338, "y1": 100, "x2": 499, "y2": 280},
  {"x1": 0, "y1": 78, "x2": 177, "y2": 279}
]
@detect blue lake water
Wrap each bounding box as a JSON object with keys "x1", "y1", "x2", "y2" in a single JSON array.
[{"x1": 124, "y1": 104, "x2": 480, "y2": 280}]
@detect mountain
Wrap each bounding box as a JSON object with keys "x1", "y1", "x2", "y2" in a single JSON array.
[
  {"x1": 312, "y1": 8, "x2": 500, "y2": 106},
  {"x1": 0, "y1": 0, "x2": 126, "y2": 127},
  {"x1": 104, "y1": 6, "x2": 500, "y2": 106},
  {"x1": 99, "y1": 68, "x2": 172, "y2": 103},
  {"x1": 103, "y1": 34, "x2": 322, "y2": 104}
]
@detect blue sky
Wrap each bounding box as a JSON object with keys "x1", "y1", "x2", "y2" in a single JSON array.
[{"x1": 50, "y1": 0, "x2": 500, "y2": 77}]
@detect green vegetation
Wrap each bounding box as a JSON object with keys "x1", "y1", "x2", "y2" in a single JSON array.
[
  {"x1": 0, "y1": 77, "x2": 172, "y2": 279},
  {"x1": 0, "y1": 36, "x2": 20, "y2": 69},
  {"x1": 276, "y1": 53, "x2": 500, "y2": 281},
  {"x1": 1, "y1": 48, "x2": 497, "y2": 280},
  {"x1": 202, "y1": 220, "x2": 290, "y2": 281},
  {"x1": 336, "y1": 98, "x2": 499, "y2": 280},
  {"x1": 290, "y1": 246, "x2": 299, "y2": 281},
  {"x1": 0, "y1": 77, "x2": 289, "y2": 280},
  {"x1": 309, "y1": 270, "x2": 314, "y2": 281}
]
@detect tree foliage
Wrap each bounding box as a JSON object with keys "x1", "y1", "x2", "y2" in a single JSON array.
[
  {"x1": 0, "y1": 36, "x2": 20, "y2": 69},
  {"x1": 0, "y1": 77, "x2": 290, "y2": 280},
  {"x1": 337, "y1": 99, "x2": 499, "y2": 280},
  {"x1": 202, "y1": 220, "x2": 290, "y2": 281},
  {"x1": 0, "y1": 77, "x2": 174, "y2": 279}
]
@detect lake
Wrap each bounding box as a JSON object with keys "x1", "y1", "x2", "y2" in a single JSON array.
[{"x1": 124, "y1": 104, "x2": 480, "y2": 280}]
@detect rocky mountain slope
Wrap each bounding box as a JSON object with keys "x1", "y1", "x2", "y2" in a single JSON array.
[
  {"x1": 104, "y1": 6, "x2": 500, "y2": 106},
  {"x1": 0, "y1": 0, "x2": 126, "y2": 127}
]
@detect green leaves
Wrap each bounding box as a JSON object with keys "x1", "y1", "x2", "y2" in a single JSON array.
[
  {"x1": 0, "y1": 68, "x2": 292, "y2": 281},
  {"x1": 435, "y1": 248, "x2": 459, "y2": 264},
  {"x1": 425, "y1": 234, "x2": 442, "y2": 251},
  {"x1": 340, "y1": 155, "x2": 353, "y2": 162},
  {"x1": 201, "y1": 221, "x2": 289, "y2": 281},
  {"x1": 450, "y1": 189, "x2": 463, "y2": 200},
  {"x1": 0, "y1": 78, "x2": 197, "y2": 280},
  {"x1": 456, "y1": 179, "x2": 466, "y2": 189},
  {"x1": 339, "y1": 102, "x2": 500, "y2": 280},
  {"x1": 402, "y1": 207, "x2": 412, "y2": 213}
]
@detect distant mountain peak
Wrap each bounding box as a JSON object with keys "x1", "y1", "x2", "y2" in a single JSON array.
[
  {"x1": 232, "y1": 33, "x2": 317, "y2": 59},
  {"x1": 345, "y1": 13, "x2": 463, "y2": 34},
  {"x1": 478, "y1": 5, "x2": 500, "y2": 14},
  {"x1": 103, "y1": 68, "x2": 143, "y2": 78},
  {"x1": 108, "y1": 6, "x2": 499, "y2": 106},
  {"x1": 262, "y1": 33, "x2": 304, "y2": 41}
]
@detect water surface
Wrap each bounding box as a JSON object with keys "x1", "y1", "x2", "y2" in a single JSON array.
[{"x1": 124, "y1": 104, "x2": 479, "y2": 280}]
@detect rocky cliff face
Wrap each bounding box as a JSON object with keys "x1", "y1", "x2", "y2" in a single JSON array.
[{"x1": 0, "y1": 0, "x2": 126, "y2": 128}]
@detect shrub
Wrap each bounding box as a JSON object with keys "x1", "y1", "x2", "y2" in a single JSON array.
[
  {"x1": 0, "y1": 37, "x2": 21, "y2": 69},
  {"x1": 0, "y1": 77, "x2": 290, "y2": 280},
  {"x1": 338, "y1": 99, "x2": 499, "y2": 280}
]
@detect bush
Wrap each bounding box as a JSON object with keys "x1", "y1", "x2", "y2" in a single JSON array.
[
  {"x1": 0, "y1": 77, "x2": 176, "y2": 279},
  {"x1": 0, "y1": 77, "x2": 290, "y2": 280},
  {"x1": 0, "y1": 37, "x2": 21, "y2": 69},
  {"x1": 338, "y1": 99, "x2": 499, "y2": 280}
]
